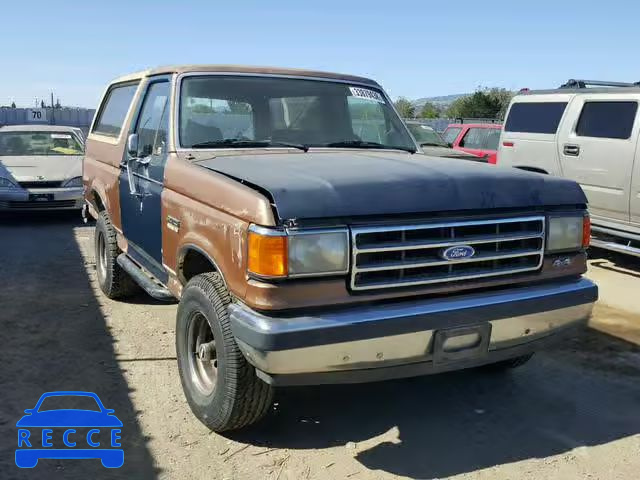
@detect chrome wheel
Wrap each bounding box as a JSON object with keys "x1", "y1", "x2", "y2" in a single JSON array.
[{"x1": 187, "y1": 312, "x2": 218, "y2": 396}]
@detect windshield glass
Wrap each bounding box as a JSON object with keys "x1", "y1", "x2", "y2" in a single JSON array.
[
  {"x1": 406, "y1": 124, "x2": 447, "y2": 146},
  {"x1": 0, "y1": 131, "x2": 84, "y2": 156},
  {"x1": 37, "y1": 395, "x2": 101, "y2": 412},
  {"x1": 179, "y1": 76, "x2": 415, "y2": 151}
]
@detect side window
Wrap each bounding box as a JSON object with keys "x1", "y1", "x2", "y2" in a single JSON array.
[
  {"x1": 93, "y1": 83, "x2": 139, "y2": 137},
  {"x1": 484, "y1": 129, "x2": 501, "y2": 150},
  {"x1": 135, "y1": 81, "x2": 170, "y2": 159},
  {"x1": 347, "y1": 97, "x2": 386, "y2": 143},
  {"x1": 576, "y1": 101, "x2": 638, "y2": 140},
  {"x1": 504, "y1": 102, "x2": 567, "y2": 134},
  {"x1": 459, "y1": 128, "x2": 488, "y2": 149},
  {"x1": 442, "y1": 127, "x2": 461, "y2": 145}
]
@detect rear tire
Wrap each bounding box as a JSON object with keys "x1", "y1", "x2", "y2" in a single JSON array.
[
  {"x1": 176, "y1": 272, "x2": 273, "y2": 432},
  {"x1": 94, "y1": 211, "x2": 138, "y2": 299},
  {"x1": 482, "y1": 353, "x2": 534, "y2": 372}
]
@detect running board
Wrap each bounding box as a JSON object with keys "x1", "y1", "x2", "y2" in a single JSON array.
[
  {"x1": 591, "y1": 225, "x2": 640, "y2": 242},
  {"x1": 590, "y1": 238, "x2": 640, "y2": 258},
  {"x1": 117, "y1": 254, "x2": 175, "y2": 301}
]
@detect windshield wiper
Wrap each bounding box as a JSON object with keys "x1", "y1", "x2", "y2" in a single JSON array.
[
  {"x1": 190, "y1": 138, "x2": 309, "y2": 152},
  {"x1": 419, "y1": 142, "x2": 448, "y2": 148},
  {"x1": 325, "y1": 140, "x2": 416, "y2": 154}
]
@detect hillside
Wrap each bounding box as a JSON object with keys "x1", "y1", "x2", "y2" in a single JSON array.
[{"x1": 412, "y1": 93, "x2": 468, "y2": 108}]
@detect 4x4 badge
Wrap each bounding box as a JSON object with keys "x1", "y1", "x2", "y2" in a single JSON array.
[{"x1": 167, "y1": 216, "x2": 180, "y2": 232}]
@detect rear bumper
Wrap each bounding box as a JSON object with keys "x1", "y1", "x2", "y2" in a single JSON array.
[
  {"x1": 0, "y1": 187, "x2": 83, "y2": 210},
  {"x1": 229, "y1": 278, "x2": 597, "y2": 386}
]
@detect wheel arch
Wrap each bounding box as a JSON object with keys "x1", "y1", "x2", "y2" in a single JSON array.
[{"x1": 177, "y1": 244, "x2": 228, "y2": 288}]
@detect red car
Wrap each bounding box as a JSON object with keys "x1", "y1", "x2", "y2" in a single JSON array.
[{"x1": 442, "y1": 123, "x2": 502, "y2": 164}]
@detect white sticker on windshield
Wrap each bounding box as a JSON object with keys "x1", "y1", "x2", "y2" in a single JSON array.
[
  {"x1": 51, "y1": 134, "x2": 72, "y2": 139},
  {"x1": 349, "y1": 87, "x2": 385, "y2": 103}
]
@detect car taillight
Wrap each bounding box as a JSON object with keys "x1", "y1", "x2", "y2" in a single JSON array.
[
  {"x1": 502, "y1": 141, "x2": 514, "y2": 147},
  {"x1": 582, "y1": 215, "x2": 591, "y2": 247}
]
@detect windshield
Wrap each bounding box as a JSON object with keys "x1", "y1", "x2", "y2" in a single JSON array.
[
  {"x1": 37, "y1": 395, "x2": 101, "y2": 412},
  {"x1": 406, "y1": 124, "x2": 447, "y2": 146},
  {"x1": 0, "y1": 131, "x2": 84, "y2": 156},
  {"x1": 179, "y1": 76, "x2": 416, "y2": 152}
]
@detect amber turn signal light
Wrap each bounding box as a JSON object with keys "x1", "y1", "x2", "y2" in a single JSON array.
[
  {"x1": 582, "y1": 215, "x2": 591, "y2": 248},
  {"x1": 248, "y1": 231, "x2": 288, "y2": 277}
]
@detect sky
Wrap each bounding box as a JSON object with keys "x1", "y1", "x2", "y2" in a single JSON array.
[{"x1": 2, "y1": 0, "x2": 638, "y2": 108}]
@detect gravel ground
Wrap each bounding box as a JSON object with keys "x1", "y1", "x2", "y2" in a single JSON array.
[{"x1": 1, "y1": 213, "x2": 639, "y2": 480}]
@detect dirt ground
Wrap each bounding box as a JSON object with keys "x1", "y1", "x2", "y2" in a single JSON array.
[{"x1": 1, "y1": 213, "x2": 639, "y2": 480}]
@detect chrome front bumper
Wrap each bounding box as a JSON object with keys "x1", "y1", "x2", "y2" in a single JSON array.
[
  {"x1": 0, "y1": 187, "x2": 83, "y2": 210},
  {"x1": 229, "y1": 278, "x2": 597, "y2": 386}
]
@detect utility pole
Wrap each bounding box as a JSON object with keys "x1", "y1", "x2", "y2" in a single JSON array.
[{"x1": 51, "y1": 91, "x2": 55, "y2": 124}]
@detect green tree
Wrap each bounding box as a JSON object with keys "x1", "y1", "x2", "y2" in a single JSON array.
[
  {"x1": 394, "y1": 97, "x2": 415, "y2": 118},
  {"x1": 11, "y1": 101, "x2": 16, "y2": 108},
  {"x1": 446, "y1": 87, "x2": 513, "y2": 119},
  {"x1": 485, "y1": 88, "x2": 513, "y2": 118},
  {"x1": 420, "y1": 102, "x2": 440, "y2": 119},
  {"x1": 191, "y1": 104, "x2": 215, "y2": 114}
]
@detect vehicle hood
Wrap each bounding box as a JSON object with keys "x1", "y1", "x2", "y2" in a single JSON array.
[
  {"x1": 197, "y1": 150, "x2": 587, "y2": 221},
  {"x1": 0, "y1": 155, "x2": 83, "y2": 183},
  {"x1": 16, "y1": 410, "x2": 123, "y2": 427}
]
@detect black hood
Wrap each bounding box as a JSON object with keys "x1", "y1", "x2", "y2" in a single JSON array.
[{"x1": 197, "y1": 151, "x2": 587, "y2": 221}]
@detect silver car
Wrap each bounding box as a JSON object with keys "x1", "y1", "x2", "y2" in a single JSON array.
[{"x1": 0, "y1": 125, "x2": 84, "y2": 211}]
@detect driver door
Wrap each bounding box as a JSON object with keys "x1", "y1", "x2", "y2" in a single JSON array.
[{"x1": 119, "y1": 78, "x2": 171, "y2": 279}]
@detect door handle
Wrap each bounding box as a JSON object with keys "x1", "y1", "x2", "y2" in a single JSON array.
[{"x1": 563, "y1": 144, "x2": 580, "y2": 156}]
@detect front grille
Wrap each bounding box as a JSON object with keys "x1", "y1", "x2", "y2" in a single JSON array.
[
  {"x1": 17, "y1": 181, "x2": 63, "y2": 189},
  {"x1": 350, "y1": 216, "x2": 545, "y2": 291},
  {"x1": 2, "y1": 200, "x2": 77, "y2": 209}
]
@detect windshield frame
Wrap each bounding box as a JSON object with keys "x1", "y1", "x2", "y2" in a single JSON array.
[{"x1": 174, "y1": 71, "x2": 419, "y2": 153}]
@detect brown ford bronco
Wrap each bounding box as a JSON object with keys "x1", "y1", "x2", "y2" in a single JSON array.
[{"x1": 83, "y1": 65, "x2": 598, "y2": 432}]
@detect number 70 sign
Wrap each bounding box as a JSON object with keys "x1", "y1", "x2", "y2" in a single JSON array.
[{"x1": 26, "y1": 108, "x2": 47, "y2": 123}]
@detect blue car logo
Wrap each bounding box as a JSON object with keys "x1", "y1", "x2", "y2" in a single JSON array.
[
  {"x1": 441, "y1": 245, "x2": 476, "y2": 261},
  {"x1": 15, "y1": 391, "x2": 123, "y2": 469}
]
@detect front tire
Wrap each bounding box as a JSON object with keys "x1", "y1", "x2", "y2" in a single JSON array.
[
  {"x1": 94, "y1": 211, "x2": 138, "y2": 299},
  {"x1": 176, "y1": 272, "x2": 273, "y2": 432}
]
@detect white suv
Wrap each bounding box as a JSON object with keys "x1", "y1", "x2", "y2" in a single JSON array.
[{"x1": 498, "y1": 79, "x2": 640, "y2": 257}]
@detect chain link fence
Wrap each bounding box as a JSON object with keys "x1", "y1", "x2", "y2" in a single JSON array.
[
  {"x1": 404, "y1": 117, "x2": 502, "y2": 132},
  {"x1": 0, "y1": 107, "x2": 96, "y2": 136}
]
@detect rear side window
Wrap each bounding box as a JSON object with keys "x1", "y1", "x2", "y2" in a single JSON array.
[
  {"x1": 576, "y1": 101, "x2": 638, "y2": 139},
  {"x1": 505, "y1": 102, "x2": 567, "y2": 134},
  {"x1": 484, "y1": 129, "x2": 501, "y2": 150},
  {"x1": 459, "y1": 128, "x2": 488, "y2": 149},
  {"x1": 93, "y1": 83, "x2": 139, "y2": 137},
  {"x1": 442, "y1": 127, "x2": 461, "y2": 144}
]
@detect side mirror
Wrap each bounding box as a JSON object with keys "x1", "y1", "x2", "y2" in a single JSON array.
[
  {"x1": 24, "y1": 409, "x2": 33, "y2": 414},
  {"x1": 105, "y1": 409, "x2": 115, "y2": 414},
  {"x1": 447, "y1": 142, "x2": 454, "y2": 148},
  {"x1": 127, "y1": 134, "x2": 139, "y2": 157}
]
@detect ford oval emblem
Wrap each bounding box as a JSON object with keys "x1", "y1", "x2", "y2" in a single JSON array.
[{"x1": 441, "y1": 245, "x2": 476, "y2": 261}]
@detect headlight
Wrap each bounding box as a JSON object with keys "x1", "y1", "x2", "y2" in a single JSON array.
[
  {"x1": 62, "y1": 176, "x2": 83, "y2": 188},
  {"x1": 547, "y1": 215, "x2": 589, "y2": 251},
  {"x1": 247, "y1": 226, "x2": 349, "y2": 278},
  {"x1": 0, "y1": 177, "x2": 17, "y2": 188},
  {"x1": 289, "y1": 231, "x2": 349, "y2": 275}
]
